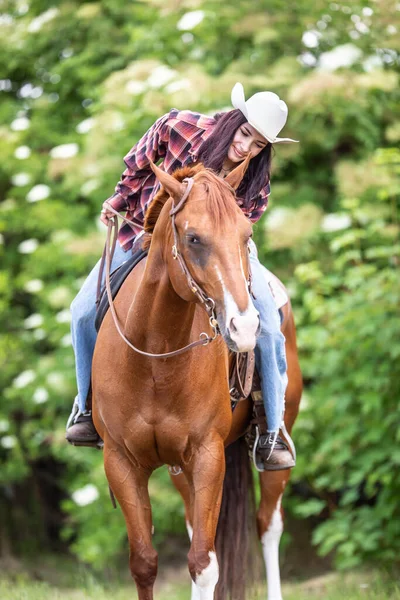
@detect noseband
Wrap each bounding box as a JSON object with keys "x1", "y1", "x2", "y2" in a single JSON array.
[{"x1": 102, "y1": 177, "x2": 219, "y2": 359}]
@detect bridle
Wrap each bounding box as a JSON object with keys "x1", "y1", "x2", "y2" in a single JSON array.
[{"x1": 100, "y1": 177, "x2": 220, "y2": 359}]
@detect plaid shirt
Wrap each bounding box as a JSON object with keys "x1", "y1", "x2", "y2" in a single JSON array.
[{"x1": 106, "y1": 108, "x2": 271, "y2": 251}]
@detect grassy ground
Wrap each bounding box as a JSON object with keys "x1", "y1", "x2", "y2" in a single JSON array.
[{"x1": 0, "y1": 563, "x2": 399, "y2": 600}]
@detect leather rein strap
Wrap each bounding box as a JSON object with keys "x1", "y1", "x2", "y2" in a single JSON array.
[{"x1": 100, "y1": 178, "x2": 219, "y2": 359}]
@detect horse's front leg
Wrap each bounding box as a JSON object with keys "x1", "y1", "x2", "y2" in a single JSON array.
[
  {"x1": 170, "y1": 470, "x2": 203, "y2": 600},
  {"x1": 103, "y1": 446, "x2": 157, "y2": 600},
  {"x1": 186, "y1": 434, "x2": 225, "y2": 600}
]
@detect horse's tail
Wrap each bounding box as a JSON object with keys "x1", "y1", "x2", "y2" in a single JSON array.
[{"x1": 215, "y1": 437, "x2": 261, "y2": 600}]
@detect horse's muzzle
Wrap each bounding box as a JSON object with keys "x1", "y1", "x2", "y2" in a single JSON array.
[{"x1": 220, "y1": 309, "x2": 260, "y2": 353}]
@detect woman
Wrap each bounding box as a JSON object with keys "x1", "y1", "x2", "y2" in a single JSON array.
[{"x1": 66, "y1": 82, "x2": 298, "y2": 471}]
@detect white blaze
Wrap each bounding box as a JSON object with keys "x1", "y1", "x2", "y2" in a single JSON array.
[
  {"x1": 261, "y1": 495, "x2": 284, "y2": 600},
  {"x1": 215, "y1": 262, "x2": 259, "y2": 352}
]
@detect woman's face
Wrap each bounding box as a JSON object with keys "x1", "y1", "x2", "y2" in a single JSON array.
[{"x1": 227, "y1": 122, "x2": 269, "y2": 164}]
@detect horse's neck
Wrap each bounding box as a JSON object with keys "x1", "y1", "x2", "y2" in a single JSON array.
[{"x1": 125, "y1": 246, "x2": 196, "y2": 354}]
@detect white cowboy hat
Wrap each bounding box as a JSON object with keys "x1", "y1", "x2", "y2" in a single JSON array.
[{"x1": 231, "y1": 82, "x2": 299, "y2": 144}]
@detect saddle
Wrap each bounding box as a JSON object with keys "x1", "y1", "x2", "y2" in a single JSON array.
[{"x1": 95, "y1": 243, "x2": 148, "y2": 332}]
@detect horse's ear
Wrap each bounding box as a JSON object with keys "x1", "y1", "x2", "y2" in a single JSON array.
[
  {"x1": 224, "y1": 154, "x2": 252, "y2": 190},
  {"x1": 149, "y1": 160, "x2": 185, "y2": 201}
]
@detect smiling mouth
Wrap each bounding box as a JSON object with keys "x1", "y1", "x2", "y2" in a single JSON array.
[{"x1": 233, "y1": 146, "x2": 245, "y2": 159}]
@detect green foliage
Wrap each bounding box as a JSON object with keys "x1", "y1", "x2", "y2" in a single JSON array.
[
  {"x1": 0, "y1": 0, "x2": 399, "y2": 572},
  {"x1": 291, "y1": 148, "x2": 400, "y2": 568}
]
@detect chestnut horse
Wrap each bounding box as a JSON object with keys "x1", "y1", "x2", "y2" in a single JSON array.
[
  {"x1": 92, "y1": 159, "x2": 301, "y2": 600},
  {"x1": 172, "y1": 281, "x2": 301, "y2": 600}
]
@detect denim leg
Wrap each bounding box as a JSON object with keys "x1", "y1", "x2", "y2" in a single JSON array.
[
  {"x1": 70, "y1": 243, "x2": 129, "y2": 413},
  {"x1": 249, "y1": 241, "x2": 288, "y2": 434}
]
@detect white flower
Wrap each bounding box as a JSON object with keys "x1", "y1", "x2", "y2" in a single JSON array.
[
  {"x1": 33, "y1": 387, "x2": 49, "y2": 404},
  {"x1": 18, "y1": 239, "x2": 39, "y2": 254},
  {"x1": 27, "y1": 8, "x2": 59, "y2": 33},
  {"x1": 363, "y1": 54, "x2": 384, "y2": 72},
  {"x1": 362, "y1": 7, "x2": 373, "y2": 17},
  {"x1": 176, "y1": 10, "x2": 205, "y2": 31},
  {"x1": 12, "y1": 172, "x2": 31, "y2": 187},
  {"x1": 302, "y1": 30, "x2": 321, "y2": 49},
  {"x1": 165, "y1": 79, "x2": 191, "y2": 94},
  {"x1": 147, "y1": 65, "x2": 176, "y2": 89},
  {"x1": 355, "y1": 21, "x2": 370, "y2": 35},
  {"x1": 181, "y1": 33, "x2": 194, "y2": 43},
  {"x1": 24, "y1": 279, "x2": 44, "y2": 293},
  {"x1": 18, "y1": 3, "x2": 29, "y2": 16},
  {"x1": 1, "y1": 436, "x2": 17, "y2": 449},
  {"x1": 321, "y1": 213, "x2": 352, "y2": 232},
  {"x1": 56, "y1": 309, "x2": 71, "y2": 323},
  {"x1": 60, "y1": 333, "x2": 72, "y2": 347},
  {"x1": 15, "y1": 146, "x2": 31, "y2": 159},
  {"x1": 33, "y1": 329, "x2": 46, "y2": 341},
  {"x1": 10, "y1": 117, "x2": 30, "y2": 131},
  {"x1": 26, "y1": 184, "x2": 50, "y2": 203},
  {"x1": 76, "y1": 118, "x2": 95, "y2": 134},
  {"x1": 24, "y1": 313, "x2": 44, "y2": 329},
  {"x1": 318, "y1": 44, "x2": 363, "y2": 71},
  {"x1": 48, "y1": 286, "x2": 71, "y2": 307},
  {"x1": 297, "y1": 52, "x2": 317, "y2": 67},
  {"x1": 61, "y1": 47, "x2": 74, "y2": 59},
  {"x1": 80, "y1": 179, "x2": 99, "y2": 196},
  {"x1": 0, "y1": 420, "x2": 10, "y2": 432},
  {"x1": 19, "y1": 83, "x2": 43, "y2": 99},
  {"x1": 49, "y1": 143, "x2": 79, "y2": 159},
  {"x1": 0, "y1": 14, "x2": 13, "y2": 25},
  {"x1": 72, "y1": 484, "x2": 99, "y2": 506},
  {"x1": 13, "y1": 370, "x2": 36, "y2": 388},
  {"x1": 126, "y1": 80, "x2": 147, "y2": 95},
  {"x1": 267, "y1": 207, "x2": 291, "y2": 230},
  {"x1": 109, "y1": 113, "x2": 125, "y2": 131},
  {"x1": 0, "y1": 79, "x2": 12, "y2": 91},
  {"x1": 46, "y1": 372, "x2": 64, "y2": 388}
]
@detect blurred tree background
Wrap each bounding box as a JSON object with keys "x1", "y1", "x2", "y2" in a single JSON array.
[{"x1": 0, "y1": 0, "x2": 399, "y2": 578}]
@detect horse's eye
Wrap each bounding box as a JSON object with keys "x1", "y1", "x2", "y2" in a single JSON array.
[{"x1": 188, "y1": 235, "x2": 200, "y2": 245}]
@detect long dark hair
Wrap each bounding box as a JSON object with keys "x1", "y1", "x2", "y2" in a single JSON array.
[{"x1": 196, "y1": 109, "x2": 273, "y2": 207}]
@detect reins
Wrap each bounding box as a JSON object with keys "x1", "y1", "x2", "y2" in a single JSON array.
[{"x1": 98, "y1": 178, "x2": 219, "y2": 359}]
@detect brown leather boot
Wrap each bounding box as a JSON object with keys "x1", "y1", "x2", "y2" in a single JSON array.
[
  {"x1": 65, "y1": 412, "x2": 101, "y2": 447},
  {"x1": 249, "y1": 384, "x2": 296, "y2": 471},
  {"x1": 256, "y1": 432, "x2": 296, "y2": 471}
]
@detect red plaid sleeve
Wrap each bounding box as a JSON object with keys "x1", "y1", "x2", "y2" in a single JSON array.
[
  {"x1": 247, "y1": 180, "x2": 271, "y2": 223},
  {"x1": 107, "y1": 111, "x2": 172, "y2": 212}
]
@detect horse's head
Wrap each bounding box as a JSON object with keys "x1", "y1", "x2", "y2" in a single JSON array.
[{"x1": 145, "y1": 160, "x2": 260, "y2": 353}]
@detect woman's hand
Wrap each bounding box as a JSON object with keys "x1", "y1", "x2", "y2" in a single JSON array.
[{"x1": 100, "y1": 202, "x2": 115, "y2": 226}]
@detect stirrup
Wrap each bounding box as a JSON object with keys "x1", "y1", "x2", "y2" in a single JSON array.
[
  {"x1": 66, "y1": 398, "x2": 80, "y2": 430},
  {"x1": 252, "y1": 426, "x2": 264, "y2": 473},
  {"x1": 280, "y1": 420, "x2": 296, "y2": 462}
]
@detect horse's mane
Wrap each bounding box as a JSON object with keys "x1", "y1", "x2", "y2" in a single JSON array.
[{"x1": 143, "y1": 163, "x2": 239, "y2": 250}]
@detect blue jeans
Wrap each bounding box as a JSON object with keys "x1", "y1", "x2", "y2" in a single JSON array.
[
  {"x1": 70, "y1": 240, "x2": 287, "y2": 433},
  {"x1": 249, "y1": 240, "x2": 288, "y2": 434},
  {"x1": 70, "y1": 242, "x2": 129, "y2": 415}
]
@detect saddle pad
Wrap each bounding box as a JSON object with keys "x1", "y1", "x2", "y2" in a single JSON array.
[
  {"x1": 95, "y1": 248, "x2": 147, "y2": 332},
  {"x1": 264, "y1": 268, "x2": 289, "y2": 310}
]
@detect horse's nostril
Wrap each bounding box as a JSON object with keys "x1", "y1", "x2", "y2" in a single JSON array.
[{"x1": 230, "y1": 318, "x2": 238, "y2": 334}]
